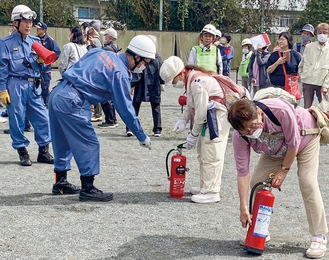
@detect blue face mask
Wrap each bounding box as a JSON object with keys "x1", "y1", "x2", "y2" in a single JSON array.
[{"x1": 301, "y1": 35, "x2": 311, "y2": 43}]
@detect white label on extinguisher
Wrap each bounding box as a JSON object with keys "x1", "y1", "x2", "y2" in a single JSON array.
[{"x1": 253, "y1": 205, "x2": 273, "y2": 238}]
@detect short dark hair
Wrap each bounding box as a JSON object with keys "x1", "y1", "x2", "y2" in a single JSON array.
[
  {"x1": 81, "y1": 22, "x2": 89, "y2": 30},
  {"x1": 279, "y1": 31, "x2": 293, "y2": 49},
  {"x1": 222, "y1": 33, "x2": 231, "y2": 43},
  {"x1": 70, "y1": 27, "x2": 84, "y2": 45}
]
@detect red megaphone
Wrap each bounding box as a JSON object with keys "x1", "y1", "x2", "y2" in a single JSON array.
[{"x1": 32, "y1": 42, "x2": 57, "y2": 66}]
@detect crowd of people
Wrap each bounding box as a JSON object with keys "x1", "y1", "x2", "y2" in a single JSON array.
[{"x1": 0, "y1": 3, "x2": 329, "y2": 259}]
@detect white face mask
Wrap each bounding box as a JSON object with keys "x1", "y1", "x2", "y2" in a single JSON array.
[
  {"x1": 133, "y1": 64, "x2": 146, "y2": 73},
  {"x1": 242, "y1": 48, "x2": 249, "y2": 54},
  {"x1": 245, "y1": 127, "x2": 263, "y2": 139},
  {"x1": 173, "y1": 80, "x2": 185, "y2": 89},
  {"x1": 317, "y1": 34, "x2": 328, "y2": 43}
]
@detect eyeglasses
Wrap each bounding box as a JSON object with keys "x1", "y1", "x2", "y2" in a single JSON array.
[{"x1": 239, "y1": 120, "x2": 261, "y2": 136}]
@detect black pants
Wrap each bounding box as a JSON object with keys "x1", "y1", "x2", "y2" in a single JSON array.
[
  {"x1": 101, "y1": 99, "x2": 117, "y2": 124},
  {"x1": 126, "y1": 102, "x2": 162, "y2": 133}
]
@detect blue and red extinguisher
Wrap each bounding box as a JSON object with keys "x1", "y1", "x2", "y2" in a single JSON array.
[
  {"x1": 165, "y1": 143, "x2": 189, "y2": 199},
  {"x1": 244, "y1": 173, "x2": 277, "y2": 255}
]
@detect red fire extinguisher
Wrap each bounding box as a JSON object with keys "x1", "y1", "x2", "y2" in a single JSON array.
[
  {"x1": 165, "y1": 143, "x2": 189, "y2": 199},
  {"x1": 244, "y1": 173, "x2": 277, "y2": 255}
]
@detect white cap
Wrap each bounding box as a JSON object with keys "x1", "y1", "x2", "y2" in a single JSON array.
[
  {"x1": 127, "y1": 35, "x2": 156, "y2": 59},
  {"x1": 160, "y1": 56, "x2": 185, "y2": 84},
  {"x1": 101, "y1": 28, "x2": 118, "y2": 39},
  {"x1": 241, "y1": 38, "x2": 252, "y2": 46}
]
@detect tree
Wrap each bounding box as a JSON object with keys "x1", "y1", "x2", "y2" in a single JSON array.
[
  {"x1": 298, "y1": 0, "x2": 328, "y2": 30},
  {"x1": 0, "y1": 0, "x2": 78, "y2": 27}
]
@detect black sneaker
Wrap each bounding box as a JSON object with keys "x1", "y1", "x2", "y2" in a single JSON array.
[
  {"x1": 17, "y1": 147, "x2": 32, "y2": 166},
  {"x1": 52, "y1": 180, "x2": 80, "y2": 195},
  {"x1": 97, "y1": 123, "x2": 118, "y2": 129},
  {"x1": 79, "y1": 186, "x2": 113, "y2": 202}
]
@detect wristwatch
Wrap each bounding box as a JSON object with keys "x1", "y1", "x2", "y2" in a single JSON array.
[{"x1": 281, "y1": 164, "x2": 290, "y2": 171}]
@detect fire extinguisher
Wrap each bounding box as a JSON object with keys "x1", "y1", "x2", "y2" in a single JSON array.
[
  {"x1": 165, "y1": 143, "x2": 189, "y2": 199},
  {"x1": 244, "y1": 173, "x2": 277, "y2": 255}
]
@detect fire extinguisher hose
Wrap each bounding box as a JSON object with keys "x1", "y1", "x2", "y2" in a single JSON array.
[
  {"x1": 249, "y1": 181, "x2": 265, "y2": 214},
  {"x1": 165, "y1": 148, "x2": 176, "y2": 178}
]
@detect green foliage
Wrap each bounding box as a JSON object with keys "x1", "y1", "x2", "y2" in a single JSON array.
[
  {"x1": 0, "y1": 0, "x2": 78, "y2": 27},
  {"x1": 299, "y1": 0, "x2": 328, "y2": 28}
]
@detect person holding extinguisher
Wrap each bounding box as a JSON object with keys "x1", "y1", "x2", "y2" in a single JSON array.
[
  {"x1": 227, "y1": 98, "x2": 328, "y2": 259},
  {"x1": 160, "y1": 56, "x2": 231, "y2": 204}
]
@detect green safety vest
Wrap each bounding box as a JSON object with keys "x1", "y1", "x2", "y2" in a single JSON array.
[
  {"x1": 238, "y1": 52, "x2": 252, "y2": 77},
  {"x1": 194, "y1": 45, "x2": 218, "y2": 73}
]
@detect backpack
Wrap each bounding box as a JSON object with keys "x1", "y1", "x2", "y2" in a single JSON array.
[
  {"x1": 251, "y1": 94, "x2": 329, "y2": 144},
  {"x1": 301, "y1": 105, "x2": 329, "y2": 144},
  {"x1": 253, "y1": 87, "x2": 297, "y2": 106},
  {"x1": 189, "y1": 72, "x2": 248, "y2": 109}
]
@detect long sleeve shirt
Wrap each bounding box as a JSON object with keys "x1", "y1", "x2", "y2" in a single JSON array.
[
  {"x1": 181, "y1": 70, "x2": 227, "y2": 136},
  {"x1": 58, "y1": 42, "x2": 87, "y2": 75},
  {"x1": 232, "y1": 98, "x2": 317, "y2": 177},
  {"x1": 298, "y1": 41, "x2": 329, "y2": 88}
]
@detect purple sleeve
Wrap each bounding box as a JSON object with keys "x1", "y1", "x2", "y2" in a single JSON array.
[{"x1": 233, "y1": 130, "x2": 251, "y2": 177}]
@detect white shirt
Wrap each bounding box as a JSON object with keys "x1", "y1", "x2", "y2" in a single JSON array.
[{"x1": 59, "y1": 43, "x2": 88, "y2": 75}]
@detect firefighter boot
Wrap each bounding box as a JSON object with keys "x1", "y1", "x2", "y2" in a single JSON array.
[
  {"x1": 37, "y1": 144, "x2": 54, "y2": 164},
  {"x1": 52, "y1": 169, "x2": 80, "y2": 195},
  {"x1": 79, "y1": 175, "x2": 113, "y2": 202},
  {"x1": 17, "y1": 147, "x2": 32, "y2": 166}
]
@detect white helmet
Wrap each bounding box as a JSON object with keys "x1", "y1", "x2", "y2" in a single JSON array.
[
  {"x1": 241, "y1": 38, "x2": 252, "y2": 46},
  {"x1": 11, "y1": 5, "x2": 37, "y2": 21},
  {"x1": 160, "y1": 56, "x2": 185, "y2": 85},
  {"x1": 101, "y1": 28, "x2": 117, "y2": 39},
  {"x1": 127, "y1": 35, "x2": 156, "y2": 59},
  {"x1": 215, "y1": 29, "x2": 222, "y2": 37},
  {"x1": 201, "y1": 24, "x2": 216, "y2": 36}
]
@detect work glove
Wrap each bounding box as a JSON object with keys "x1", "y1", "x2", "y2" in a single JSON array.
[
  {"x1": 0, "y1": 90, "x2": 10, "y2": 106},
  {"x1": 140, "y1": 136, "x2": 151, "y2": 150},
  {"x1": 173, "y1": 119, "x2": 187, "y2": 133},
  {"x1": 37, "y1": 56, "x2": 44, "y2": 64},
  {"x1": 186, "y1": 133, "x2": 198, "y2": 150}
]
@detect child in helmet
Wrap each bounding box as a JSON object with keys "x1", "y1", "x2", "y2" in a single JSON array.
[{"x1": 238, "y1": 38, "x2": 253, "y2": 90}]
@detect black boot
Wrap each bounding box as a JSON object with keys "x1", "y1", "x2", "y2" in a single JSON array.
[
  {"x1": 79, "y1": 175, "x2": 113, "y2": 202},
  {"x1": 37, "y1": 144, "x2": 54, "y2": 164},
  {"x1": 17, "y1": 147, "x2": 32, "y2": 166},
  {"x1": 52, "y1": 169, "x2": 80, "y2": 195}
]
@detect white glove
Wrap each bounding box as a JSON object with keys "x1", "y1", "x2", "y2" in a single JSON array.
[
  {"x1": 173, "y1": 119, "x2": 187, "y2": 133},
  {"x1": 186, "y1": 133, "x2": 198, "y2": 150},
  {"x1": 140, "y1": 136, "x2": 151, "y2": 150}
]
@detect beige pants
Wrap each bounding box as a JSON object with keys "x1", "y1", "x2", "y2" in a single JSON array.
[
  {"x1": 196, "y1": 110, "x2": 231, "y2": 194},
  {"x1": 251, "y1": 135, "x2": 328, "y2": 235}
]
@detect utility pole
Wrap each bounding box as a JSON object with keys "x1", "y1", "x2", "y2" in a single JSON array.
[
  {"x1": 260, "y1": 0, "x2": 265, "y2": 33},
  {"x1": 159, "y1": 0, "x2": 163, "y2": 30},
  {"x1": 40, "y1": 0, "x2": 43, "y2": 22}
]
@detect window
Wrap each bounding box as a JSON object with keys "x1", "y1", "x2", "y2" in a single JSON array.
[
  {"x1": 279, "y1": 17, "x2": 297, "y2": 27},
  {"x1": 77, "y1": 7, "x2": 100, "y2": 19}
]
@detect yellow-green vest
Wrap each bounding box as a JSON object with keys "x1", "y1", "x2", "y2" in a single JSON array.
[
  {"x1": 194, "y1": 45, "x2": 218, "y2": 72},
  {"x1": 238, "y1": 51, "x2": 252, "y2": 77}
]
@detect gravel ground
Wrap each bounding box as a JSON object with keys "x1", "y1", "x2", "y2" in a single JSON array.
[{"x1": 0, "y1": 70, "x2": 329, "y2": 260}]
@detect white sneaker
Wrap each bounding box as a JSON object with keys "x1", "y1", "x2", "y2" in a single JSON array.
[
  {"x1": 0, "y1": 116, "x2": 7, "y2": 123},
  {"x1": 190, "y1": 186, "x2": 201, "y2": 195},
  {"x1": 191, "y1": 193, "x2": 220, "y2": 204},
  {"x1": 306, "y1": 235, "x2": 327, "y2": 259}
]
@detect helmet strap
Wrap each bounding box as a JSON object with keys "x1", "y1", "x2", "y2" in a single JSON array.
[{"x1": 131, "y1": 55, "x2": 142, "y2": 71}]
